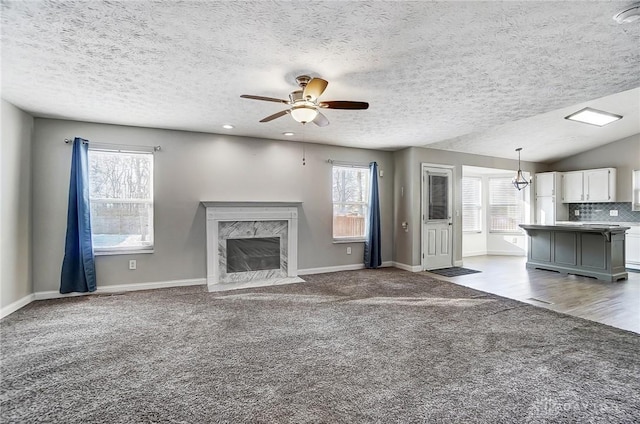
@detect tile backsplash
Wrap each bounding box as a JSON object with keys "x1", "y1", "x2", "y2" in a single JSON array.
[{"x1": 569, "y1": 202, "x2": 640, "y2": 223}]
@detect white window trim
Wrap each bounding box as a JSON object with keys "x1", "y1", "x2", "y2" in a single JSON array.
[
  {"x1": 88, "y1": 146, "x2": 155, "y2": 255},
  {"x1": 488, "y1": 175, "x2": 526, "y2": 235},
  {"x1": 94, "y1": 248, "x2": 154, "y2": 256},
  {"x1": 462, "y1": 176, "x2": 483, "y2": 234},
  {"x1": 332, "y1": 162, "x2": 370, "y2": 243}
]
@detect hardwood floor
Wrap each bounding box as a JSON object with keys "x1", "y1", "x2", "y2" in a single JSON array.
[{"x1": 424, "y1": 255, "x2": 640, "y2": 334}]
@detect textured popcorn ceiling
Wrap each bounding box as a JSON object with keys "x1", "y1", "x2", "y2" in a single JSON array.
[{"x1": 1, "y1": 1, "x2": 639, "y2": 162}]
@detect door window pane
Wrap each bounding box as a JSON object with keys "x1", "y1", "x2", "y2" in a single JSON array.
[{"x1": 428, "y1": 174, "x2": 448, "y2": 220}]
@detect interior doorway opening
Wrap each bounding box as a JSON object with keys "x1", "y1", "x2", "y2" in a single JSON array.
[{"x1": 461, "y1": 165, "x2": 531, "y2": 258}]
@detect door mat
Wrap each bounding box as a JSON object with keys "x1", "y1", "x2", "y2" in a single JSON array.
[{"x1": 428, "y1": 267, "x2": 481, "y2": 277}]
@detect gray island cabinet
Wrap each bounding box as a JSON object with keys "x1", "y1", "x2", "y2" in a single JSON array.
[{"x1": 519, "y1": 224, "x2": 629, "y2": 282}]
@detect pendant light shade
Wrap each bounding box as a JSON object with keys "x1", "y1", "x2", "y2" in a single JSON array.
[{"x1": 512, "y1": 148, "x2": 529, "y2": 191}]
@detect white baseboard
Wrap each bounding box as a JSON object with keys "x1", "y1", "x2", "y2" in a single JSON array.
[
  {"x1": 298, "y1": 261, "x2": 394, "y2": 276},
  {"x1": 1, "y1": 293, "x2": 36, "y2": 320},
  {"x1": 392, "y1": 262, "x2": 422, "y2": 272},
  {"x1": 462, "y1": 251, "x2": 488, "y2": 257},
  {"x1": 453, "y1": 260, "x2": 464, "y2": 267},
  {"x1": 486, "y1": 250, "x2": 526, "y2": 257},
  {"x1": 33, "y1": 278, "x2": 206, "y2": 301}
]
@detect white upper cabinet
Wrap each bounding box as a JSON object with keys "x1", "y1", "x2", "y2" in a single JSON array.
[
  {"x1": 535, "y1": 172, "x2": 556, "y2": 197},
  {"x1": 632, "y1": 169, "x2": 640, "y2": 211},
  {"x1": 561, "y1": 168, "x2": 616, "y2": 203},
  {"x1": 585, "y1": 169, "x2": 613, "y2": 202},
  {"x1": 562, "y1": 171, "x2": 585, "y2": 202}
]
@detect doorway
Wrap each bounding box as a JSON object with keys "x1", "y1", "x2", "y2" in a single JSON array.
[{"x1": 422, "y1": 165, "x2": 453, "y2": 270}]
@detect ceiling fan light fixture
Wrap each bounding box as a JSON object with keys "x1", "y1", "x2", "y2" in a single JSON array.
[{"x1": 290, "y1": 106, "x2": 318, "y2": 124}]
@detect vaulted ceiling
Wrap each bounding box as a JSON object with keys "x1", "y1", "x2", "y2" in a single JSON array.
[{"x1": 1, "y1": 1, "x2": 639, "y2": 162}]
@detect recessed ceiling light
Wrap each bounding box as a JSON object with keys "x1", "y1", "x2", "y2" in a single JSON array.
[
  {"x1": 282, "y1": 132, "x2": 294, "y2": 136},
  {"x1": 564, "y1": 107, "x2": 623, "y2": 127},
  {"x1": 222, "y1": 124, "x2": 234, "y2": 129}
]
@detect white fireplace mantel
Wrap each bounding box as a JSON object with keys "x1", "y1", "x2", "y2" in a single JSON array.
[{"x1": 202, "y1": 201, "x2": 303, "y2": 292}]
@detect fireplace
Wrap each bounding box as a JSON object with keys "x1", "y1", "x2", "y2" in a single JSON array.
[
  {"x1": 202, "y1": 202, "x2": 303, "y2": 291},
  {"x1": 226, "y1": 237, "x2": 280, "y2": 273}
]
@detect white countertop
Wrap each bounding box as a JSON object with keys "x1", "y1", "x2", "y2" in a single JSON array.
[{"x1": 556, "y1": 221, "x2": 640, "y2": 227}]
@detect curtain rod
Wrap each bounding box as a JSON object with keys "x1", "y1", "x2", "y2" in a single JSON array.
[
  {"x1": 327, "y1": 159, "x2": 369, "y2": 167},
  {"x1": 64, "y1": 138, "x2": 161, "y2": 152}
]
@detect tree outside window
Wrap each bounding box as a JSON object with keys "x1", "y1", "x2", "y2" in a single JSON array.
[
  {"x1": 332, "y1": 165, "x2": 369, "y2": 240},
  {"x1": 88, "y1": 149, "x2": 154, "y2": 252}
]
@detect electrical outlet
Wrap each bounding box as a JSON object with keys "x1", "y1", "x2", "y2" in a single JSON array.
[
  {"x1": 610, "y1": 210, "x2": 618, "y2": 217},
  {"x1": 346, "y1": 247, "x2": 352, "y2": 255},
  {"x1": 575, "y1": 210, "x2": 580, "y2": 216},
  {"x1": 129, "y1": 260, "x2": 137, "y2": 270}
]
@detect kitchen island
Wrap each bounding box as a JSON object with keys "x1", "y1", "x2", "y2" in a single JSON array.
[{"x1": 519, "y1": 224, "x2": 629, "y2": 282}]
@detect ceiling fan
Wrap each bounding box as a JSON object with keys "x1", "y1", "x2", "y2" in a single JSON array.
[{"x1": 241, "y1": 75, "x2": 369, "y2": 127}]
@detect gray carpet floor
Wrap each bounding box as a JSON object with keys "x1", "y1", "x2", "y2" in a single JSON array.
[{"x1": 1, "y1": 268, "x2": 639, "y2": 423}]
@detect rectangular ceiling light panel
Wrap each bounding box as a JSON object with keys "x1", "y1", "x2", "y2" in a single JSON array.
[{"x1": 564, "y1": 107, "x2": 623, "y2": 127}]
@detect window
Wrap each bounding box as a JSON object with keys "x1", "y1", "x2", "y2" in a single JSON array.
[
  {"x1": 489, "y1": 177, "x2": 525, "y2": 233},
  {"x1": 462, "y1": 177, "x2": 482, "y2": 232},
  {"x1": 88, "y1": 148, "x2": 154, "y2": 254},
  {"x1": 332, "y1": 165, "x2": 369, "y2": 240}
]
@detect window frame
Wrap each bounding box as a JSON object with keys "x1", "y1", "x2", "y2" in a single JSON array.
[
  {"x1": 488, "y1": 176, "x2": 526, "y2": 234},
  {"x1": 331, "y1": 163, "x2": 370, "y2": 243},
  {"x1": 88, "y1": 146, "x2": 155, "y2": 256},
  {"x1": 462, "y1": 176, "x2": 483, "y2": 233}
]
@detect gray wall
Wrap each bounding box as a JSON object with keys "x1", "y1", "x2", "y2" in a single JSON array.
[
  {"x1": 31, "y1": 119, "x2": 394, "y2": 292},
  {"x1": 1, "y1": 100, "x2": 33, "y2": 308},
  {"x1": 548, "y1": 134, "x2": 640, "y2": 202},
  {"x1": 393, "y1": 147, "x2": 548, "y2": 267},
  {"x1": 393, "y1": 148, "x2": 415, "y2": 266}
]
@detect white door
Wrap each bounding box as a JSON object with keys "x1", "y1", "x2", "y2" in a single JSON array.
[{"x1": 422, "y1": 167, "x2": 453, "y2": 270}]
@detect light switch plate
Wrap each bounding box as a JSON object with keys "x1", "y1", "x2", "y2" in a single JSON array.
[
  {"x1": 610, "y1": 210, "x2": 618, "y2": 216},
  {"x1": 575, "y1": 210, "x2": 580, "y2": 216}
]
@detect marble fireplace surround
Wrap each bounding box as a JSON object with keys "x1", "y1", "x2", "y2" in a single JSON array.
[{"x1": 202, "y1": 201, "x2": 304, "y2": 292}]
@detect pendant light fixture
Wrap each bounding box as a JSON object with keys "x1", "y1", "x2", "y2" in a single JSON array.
[{"x1": 512, "y1": 148, "x2": 529, "y2": 191}]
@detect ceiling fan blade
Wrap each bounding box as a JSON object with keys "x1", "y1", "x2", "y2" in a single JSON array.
[
  {"x1": 260, "y1": 109, "x2": 289, "y2": 122},
  {"x1": 303, "y1": 78, "x2": 328, "y2": 101},
  {"x1": 241, "y1": 94, "x2": 289, "y2": 104},
  {"x1": 312, "y1": 111, "x2": 329, "y2": 127},
  {"x1": 319, "y1": 101, "x2": 369, "y2": 110}
]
